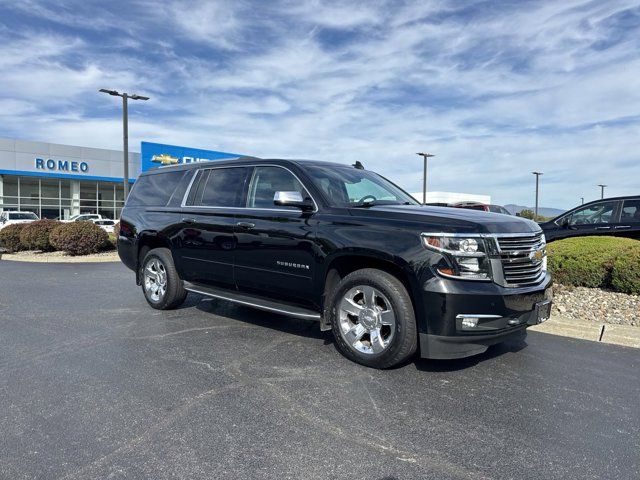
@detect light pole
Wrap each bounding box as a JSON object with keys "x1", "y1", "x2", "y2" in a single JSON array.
[
  {"x1": 99, "y1": 89, "x2": 149, "y2": 198},
  {"x1": 581, "y1": 197, "x2": 584, "y2": 205},
  {"x1": 598, "y1": 184, "x2": 607, "y2": 199},
  {"x1": 532, "y1": 172, "x2": 543, "y2": 220},
  {"x1": 416, "y1": 152, "x2": 435, "y2": 205}
]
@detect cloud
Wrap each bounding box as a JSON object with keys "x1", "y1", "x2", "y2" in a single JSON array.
[{"x1": 0, "y1": 0, "x2": 638, "y2": 209}]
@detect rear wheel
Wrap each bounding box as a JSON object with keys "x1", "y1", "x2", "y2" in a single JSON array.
[
  {"x1": 141, "y1": 248, "x2": 187, "y2": 310},
  {"x1": 329, "y1": 268, "x2": 417, "y2": 369}
]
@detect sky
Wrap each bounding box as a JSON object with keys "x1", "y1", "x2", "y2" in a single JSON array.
[{"x1": 0, "y1": 0, "x2": 639, "y2": 209}]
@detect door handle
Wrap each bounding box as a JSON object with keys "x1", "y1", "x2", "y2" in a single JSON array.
[
  {"x1": 236, "y1": 221, "x2": 256, "y2": 229},
  {"x1": 182, "y1": 218, "x2": 196, "y2": 224},
  {"x1": 595, "y1": 226, "x2": 611, "y2": 230},
  {"x1": 614, "y1": 225, "x2": 631, "y2": 229}
]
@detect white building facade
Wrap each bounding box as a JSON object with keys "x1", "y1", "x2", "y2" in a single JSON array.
[{"x1": 0, "y1": 138, "x2": 140, "y2": 220}]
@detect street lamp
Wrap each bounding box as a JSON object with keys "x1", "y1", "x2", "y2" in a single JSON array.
[
  {"x1": 581, "y1": 197, "x2": 584, "y2": 205},
  {"x1": 99, "y1": 89, "x2": 149, "y2": 198},
  {"x1": 598, "y1": 184, "x2": 607, "y2": 199},
  {"x1": 416, "y1": 152, "x2": 435, "y2": 205},
  {"x1": 532, "y1": 172, "x2": 543, "y2": 220}
]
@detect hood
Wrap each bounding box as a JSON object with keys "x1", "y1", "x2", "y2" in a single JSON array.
[{"x1": 349, "y1": 204, "x2": 541, "y2": 235}]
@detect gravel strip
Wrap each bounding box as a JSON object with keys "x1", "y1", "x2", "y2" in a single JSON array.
[
  {"x1": 1, "y1": 250, "x2": 119, "y2": 263},
  {"x1": 553, "y1": 283, "x2": 639, "y2": 327}
]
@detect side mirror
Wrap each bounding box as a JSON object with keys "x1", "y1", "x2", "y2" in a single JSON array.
[
  {"x1": 273, "y1": 191, "x2": 314, "y2": 211},
  {"x1": 559, "y1": 217, "x2": 570, "y2": 228}
]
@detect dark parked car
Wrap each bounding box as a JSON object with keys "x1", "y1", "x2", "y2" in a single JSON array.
[
  {"x1": 540, "y1": 196, "x2": 640, "y2": 242},
  {"x1": 118, "y1": 158, "x2": 552, "y2": 369},
  {"x1": 451, "y1": 202, "x2": 512, "y2": 215}
]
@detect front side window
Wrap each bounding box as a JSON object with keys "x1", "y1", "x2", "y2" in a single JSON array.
[
  {"x1": 305, "y1": 165, "x2": 417, "y2": 207},
  {"x1": 568, "y1": 201, "x2": 618, "y2": 225},
  {"x1": 621, "y1": 200, "x2": 640, "y2": 223},
  {"x1": 194, "y1": 167, "x2": 248, "y2": 207},
  {"x1": 9, "y1": 212, "x2": 38, "y2": 220},
  {"x1": 247, "y1": 166, "x2": 310, "y2": 209}
]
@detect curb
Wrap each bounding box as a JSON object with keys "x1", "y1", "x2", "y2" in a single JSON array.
[{"x1": 530, "y1": 315, "x2": 640, "y2": 349}]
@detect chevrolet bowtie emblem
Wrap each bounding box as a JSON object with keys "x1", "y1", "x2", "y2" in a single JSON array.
[
  {"x1": 530, "y1": 249, "x2": 544, "y2": 261},
  {"x1": 151, "y1": 154, "x2": 179, "y2": 165}
]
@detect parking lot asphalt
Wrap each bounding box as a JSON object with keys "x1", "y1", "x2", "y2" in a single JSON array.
[{"x1": 1, "y1": 261, "x2": 638, "y2": 480}]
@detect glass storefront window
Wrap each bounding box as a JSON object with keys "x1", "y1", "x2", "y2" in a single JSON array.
[{"x1": 0, "y1": 175, "x2": 128, "y2": 220}]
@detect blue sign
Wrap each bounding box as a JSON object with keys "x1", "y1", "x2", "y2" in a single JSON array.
[{"x1": 141, "y1": 141, "x2": 243, "y2": 172}]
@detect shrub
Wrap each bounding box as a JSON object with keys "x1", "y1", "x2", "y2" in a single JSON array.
[
  {"x1": 611, "y1": 249, "x2": 640, "y2": 295},
  {"x1": 0, "y1": 223, "x2": 28, "y2": 253},
  {"x1": 547, "y1": 236, "x2": 640, "y2": 293},
  {"x1": 113, "y1": 221, "x2": 120, "y2": 237},
  {"x1": 19, "y1": 219, "x2": 61, "y2": 251},
  {"x1": 49, "y1": 221, "x2": 110, "y2": 256}
]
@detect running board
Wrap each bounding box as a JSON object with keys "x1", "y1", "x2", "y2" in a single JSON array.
[{"x1": 184, "y1": 282, "x2": 322, "y2": 321}]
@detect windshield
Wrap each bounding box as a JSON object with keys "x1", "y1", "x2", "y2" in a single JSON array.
[
  {"x1": 9, "y1": 212, "x2": 38, "y2": 220},
  {"x1": 305, "y1": 165, "x2": 418, "y2": 207}
]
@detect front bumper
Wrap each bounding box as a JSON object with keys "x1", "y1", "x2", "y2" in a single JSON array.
[{"x1": 418, "y1": 272, "x2": 553, "y2": 359}]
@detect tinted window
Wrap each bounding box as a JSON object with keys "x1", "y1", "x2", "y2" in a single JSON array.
[
  {"x1": 9, "y1": 212, "x2": 38, "y2": 220},
  {"x1": 489, "y1": 205, "x2": 510, "y2": 215},
  {"x1": 306, "y1": 165, "x2": 416, "y2": 207},
  {"x1": 127, "y1": 170, "x2": 187, "y2": 207},
  {"x1": 569, "y1": 201, "x2": 618, "y2": 225},
  {"x1": 247, "y1": 166, "x2": 309, "y2": 209},
  {"x1": 198, "y1": 167, "x2": 247, "y2": 207},
  {"x1": 621, "y1": 200, "x2": 640, "y2": 223}
]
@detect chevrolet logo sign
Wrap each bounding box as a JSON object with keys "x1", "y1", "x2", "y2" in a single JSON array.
[
  {"x1": 529, "y1": 249, "x2": 545, "y2": 261},
  {"x1": 151, "y1": 154, "x2": 179, "y2": 165}
]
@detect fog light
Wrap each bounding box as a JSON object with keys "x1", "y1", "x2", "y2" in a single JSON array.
[{"x1": 461, "y1": 317, "x2": 479, "y2": 329}]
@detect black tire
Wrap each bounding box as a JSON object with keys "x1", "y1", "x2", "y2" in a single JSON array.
[
  {"x1": 140, "y1": 247, "x2": 187, "y2": 310},
  {"x1": 328, "y1": 268, "x2": 417, "y2": 369}
]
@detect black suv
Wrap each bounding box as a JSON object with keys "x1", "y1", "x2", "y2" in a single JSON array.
[
  {"x1": 540, "y1": 196, "x2": 640, "y2": 242},
  {"x1": 118, "y1": 158, "x2": 552, "y2": 369}
]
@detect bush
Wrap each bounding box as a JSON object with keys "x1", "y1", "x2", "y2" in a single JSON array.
[
  {"x1": 49, "y1": 221, "x2": 110, "y2": 256},
  {"x1": 0, "y1": 223, "x2": 28, "y2": 253},
  {"x1": 547, "y1": 236, "x2": 640, "y2": 294},
  {"x1": 113, "y1": 221, "x2": 120, "y2": 237},
  {"x1": 19, "y1": 219, "x2": 61, "y2": 251},
  {"x1": 611, "y1": 250, "x2": 640, "y2": 295}
]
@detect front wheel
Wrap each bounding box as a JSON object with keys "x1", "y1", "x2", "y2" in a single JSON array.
[
  {"x1": 141, "y1": 248, "x2": 187, "y2": 310},
  {"x1": 328, "y1": 268, "x2": 417, "y2": 369}
]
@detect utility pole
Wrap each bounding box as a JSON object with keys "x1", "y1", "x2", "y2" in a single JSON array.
[
  {"x1": 416, "y1": 152, "x2": 435, "y2": 205},
  {"x1": 532, "y1": 172, "x2": 543, "y2": 220},
  {"x1": 598, "y1": 184, "x2": 607, "y2": 199},
  {"x1": 99, "y1": 89, "x2": 149, "y2": 199}
]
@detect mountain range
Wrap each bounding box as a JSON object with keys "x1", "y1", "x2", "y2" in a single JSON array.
[{"x1": 504, "y1": 204, "x2": 566, "y2": 218}]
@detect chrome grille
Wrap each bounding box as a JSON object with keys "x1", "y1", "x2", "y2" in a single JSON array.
[{"x1": 497, "y1": 232, "x2": 546, "y2": 287}]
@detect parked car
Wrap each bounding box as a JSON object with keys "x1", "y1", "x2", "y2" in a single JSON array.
[
  {"x1": 0, "y1": 211, "x2": 39, "y2": 230},
  {"x1": 64, "y1": 213, "x2": 112, "y2": 223},
  {"x1": 118, "y1": 158, "x2": 552, "y2": 369},
  {"x1": 451, "y1": 202, "x2": 512, "y2": 215},
  {"x1": 540, "y1": 196, "x2": 640, "y2": 242},
  {"x1": 92, "y1": 219, "x2": 116, "y2": 233}
]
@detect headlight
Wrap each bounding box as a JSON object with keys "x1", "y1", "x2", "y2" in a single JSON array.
[{"x1": 422, "y1": 234, "x2": 493, "y2": 281}]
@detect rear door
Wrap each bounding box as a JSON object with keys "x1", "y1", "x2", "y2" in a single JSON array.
[
  {"x1": 616, "y1": 199, "x2": 640, "y2": 239},
  {"x1": 174, "y1": 166, "x2": 250, "y2": 286},
  {"x1": 233, "y1": 165, "x2": 318, "y2": 306}
]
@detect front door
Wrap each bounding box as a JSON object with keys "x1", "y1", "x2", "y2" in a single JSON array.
[
  {"x1": 174, "y1": 166, "x2": 250, "y2": 286},
  {"x1": 234, "y1": 166, "x2": 319, "y2": 307},
  {"x1": 565, "y1": 200, "x2": 621, "y2": 238}
]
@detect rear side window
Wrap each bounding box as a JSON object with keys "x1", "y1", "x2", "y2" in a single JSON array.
[
  {"x1": 188, "y1": 167, "x2": 248, "y2": 207},
  {"x1": 126, "y1": 171, "x2": 187, "y2": 207},
  {"x1": 621, "y1": 200, "x2": 640, "y2": 223}
]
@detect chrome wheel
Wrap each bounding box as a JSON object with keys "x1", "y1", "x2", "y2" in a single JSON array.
[
  {"x1": 338, "y1": 285, "x2": 396, "y2": 355},
  {"x1": 143, "y1": 258, "x2": 167, "y2": 302}
]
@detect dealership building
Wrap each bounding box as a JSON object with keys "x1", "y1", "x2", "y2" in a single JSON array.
[
  {"x1": 0, "y1": 138, "x2": 239, "y2": 220},
  {"x1": 0, "y1": 138, "x2": 141, "y2": 220}
]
